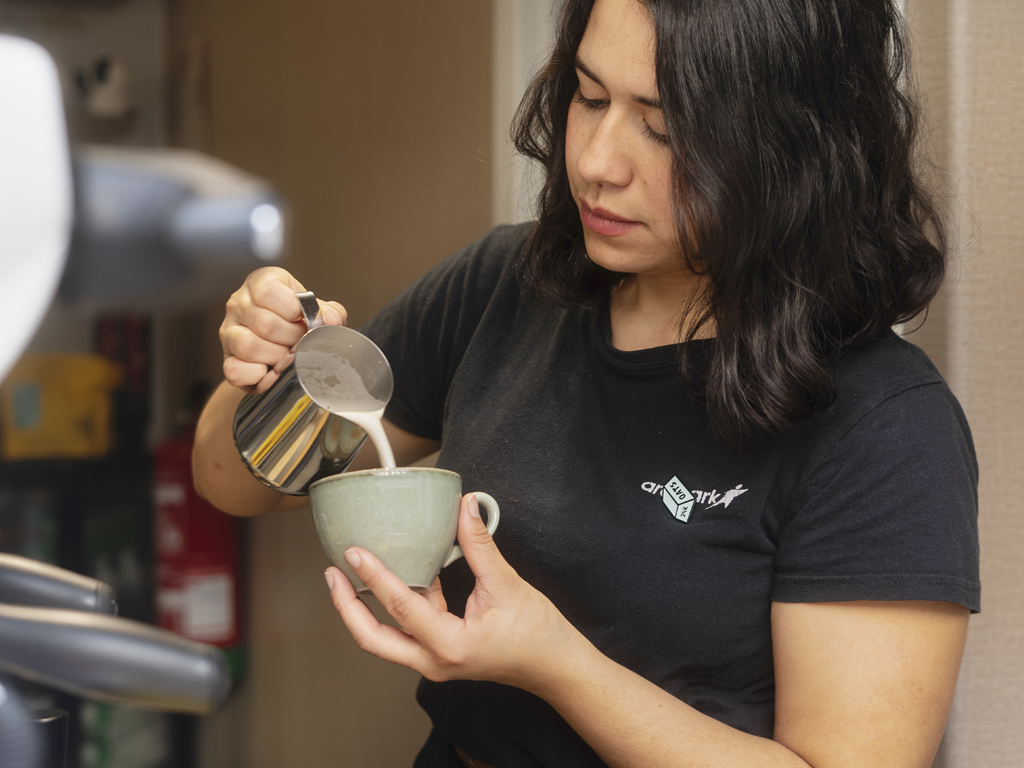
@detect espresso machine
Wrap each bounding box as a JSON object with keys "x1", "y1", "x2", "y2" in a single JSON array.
[{"x1": 0, "y1": 33, "x2": 286, "y2": 767}]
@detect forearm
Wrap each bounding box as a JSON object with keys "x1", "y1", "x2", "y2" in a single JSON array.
[
  {"x1": 535, "y1": 634, "x2": 809, "y2": 768},
  {"x1": 193, "y1": 380, "x2": 302, "y2": 517}
]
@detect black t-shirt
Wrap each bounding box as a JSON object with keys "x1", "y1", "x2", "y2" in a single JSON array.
[{"x1": 360, "y1": 223, "x2": 980, "y2": 768}]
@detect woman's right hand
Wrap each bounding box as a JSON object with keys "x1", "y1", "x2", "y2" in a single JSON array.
[{"x1": 220, "y1": 266, "x2": 348, "y2": 394}]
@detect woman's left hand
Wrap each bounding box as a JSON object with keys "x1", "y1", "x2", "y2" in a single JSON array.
[{"x1": 325, "y1": 494, "x2": 584, "y2": 695}]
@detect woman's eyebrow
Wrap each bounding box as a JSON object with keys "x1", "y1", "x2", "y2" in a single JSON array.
[{"x1": 574, "y1": 55, "x2": 662, "y2": 109}]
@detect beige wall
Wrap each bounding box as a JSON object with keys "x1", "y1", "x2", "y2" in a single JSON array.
[
  {"x1": 905, "y1": 0, "x2": 1024, "y2": 765},
  {"x1": 166, "y1": 1, "x2": 493, "y2": 764}
]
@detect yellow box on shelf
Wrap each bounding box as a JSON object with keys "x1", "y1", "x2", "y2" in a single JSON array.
[{"x1": 0, "y1": 354, "x2": 123, "y2": 460}]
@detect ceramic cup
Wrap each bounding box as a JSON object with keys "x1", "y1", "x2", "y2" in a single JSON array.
[{"x1": 309, "y1": 467, "x2": 500, "y2": 594}]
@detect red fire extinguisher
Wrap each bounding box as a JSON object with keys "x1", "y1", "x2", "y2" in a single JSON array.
[{"x1": 154, "y1": 426, "x2": 244, "y2": 679}]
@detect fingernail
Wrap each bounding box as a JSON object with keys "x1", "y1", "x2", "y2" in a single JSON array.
[
  {"x1": 468, "y1": 494, "x2": 481, "y2": 519},
  {"x1": 344, "y1": 548, "x2": 361, "y2": 568},
  {"x1": 324, "y1": 570, "x2": 334, "y2": 590}
]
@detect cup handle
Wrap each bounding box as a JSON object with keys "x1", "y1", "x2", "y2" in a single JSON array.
[{"x1": 442, "y1": 492, "x2": 500, "y2": 569}]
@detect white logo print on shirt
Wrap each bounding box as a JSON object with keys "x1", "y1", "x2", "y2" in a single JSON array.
[
  {"x1": 707, "y1": 485, "x2": 748, "y2": 509},
  {"x1": 660, "y1": 476, "x2": 696, "y2": 522},
  {"x1": 641, "y1": 478, "x2": 749, "y2": 523}
]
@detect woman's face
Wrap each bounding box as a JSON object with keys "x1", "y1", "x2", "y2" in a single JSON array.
[{"x1": 566, "y1": 0, "x2": 678, "y2": 278}]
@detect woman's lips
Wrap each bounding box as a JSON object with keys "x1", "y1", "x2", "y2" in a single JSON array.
[{"x1": 579, "y1": 201, "x2": 641, "y2": 237}]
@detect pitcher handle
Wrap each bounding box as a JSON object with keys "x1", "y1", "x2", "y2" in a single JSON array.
[{"x1": 296, "y1": 291, "x2": 323, "y2": 330}]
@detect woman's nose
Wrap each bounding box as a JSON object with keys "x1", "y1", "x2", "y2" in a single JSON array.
[{"x1": 575, "y1": 112, "x2": 634, "y2": 189}]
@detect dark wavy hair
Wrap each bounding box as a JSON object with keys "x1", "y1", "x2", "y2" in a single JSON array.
[{"x1": 512, "y1": 0, "x2": 947, "y2": 450}]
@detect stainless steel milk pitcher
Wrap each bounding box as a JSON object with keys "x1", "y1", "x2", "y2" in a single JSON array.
[{"x1": 232, "y1": 291, "x2": 392, "y2": 495}]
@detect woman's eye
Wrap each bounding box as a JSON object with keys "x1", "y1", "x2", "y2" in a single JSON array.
[
  {"x1": 573, "y1": 91, "x2": 606, "y2": 110},
  {"x1": 573, "y1": 90, "x2": 669, "y2": 146},
  {"x1": 643, "y1": 123, "x2": 670, "y2": 145}
]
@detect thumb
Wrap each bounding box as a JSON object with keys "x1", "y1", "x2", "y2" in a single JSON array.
[
  {"x1": 456, "y1": 493, "x2": 507, "y2": 583},
  {"x1": 317, "y1": 300, "x2": 349, "y2": 327}
]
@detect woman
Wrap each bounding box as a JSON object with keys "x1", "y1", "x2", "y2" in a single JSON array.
[{"x1": 194, "y1": 0, "x2": 979, "y2": 766}]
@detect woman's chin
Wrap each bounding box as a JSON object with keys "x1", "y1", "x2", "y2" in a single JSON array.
[{"x1": 582, "y1": 236, "x2": 638, "y2": 274}]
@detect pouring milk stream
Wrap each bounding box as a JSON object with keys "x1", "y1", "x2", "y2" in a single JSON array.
[{"x1": 295, "y1": 349, "x2": 397, "y2": 470}]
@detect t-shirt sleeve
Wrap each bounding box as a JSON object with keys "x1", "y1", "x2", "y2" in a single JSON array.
[
  {"x1": 772, "y1": 382, "x2": 981, "y2": 612},
  {"x1": 358, "y1": 224, "x2": 528, "y2": 441}
]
